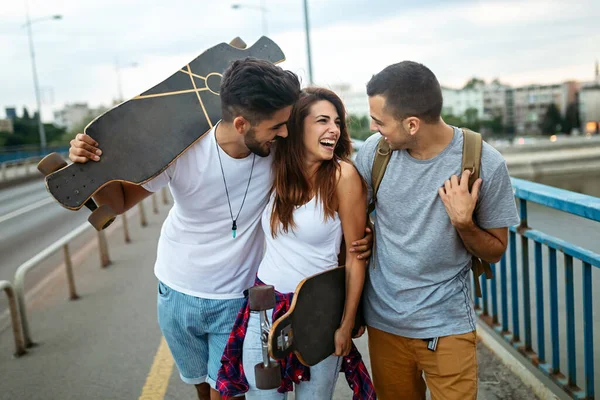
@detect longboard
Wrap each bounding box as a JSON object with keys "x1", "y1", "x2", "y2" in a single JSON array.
[
  {"x1": 268, "y1": 267, "x2": 363, "y2": 366},
  {"x1": 37, "y1": 36, "x2": 285, "y2": 230}
]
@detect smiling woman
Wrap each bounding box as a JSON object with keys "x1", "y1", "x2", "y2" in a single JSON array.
[{"x1": 216, "y1": 87, "x2": 374, "y2": 399}]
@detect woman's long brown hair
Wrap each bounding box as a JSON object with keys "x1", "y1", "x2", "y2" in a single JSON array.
[{"x1": 270, "y1": 87, "x2": 353, "y2": 236}]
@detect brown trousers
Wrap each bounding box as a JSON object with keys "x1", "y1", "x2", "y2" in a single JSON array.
[{"x1": 367, "y1": 326, "x2": 478, "y2": 400}]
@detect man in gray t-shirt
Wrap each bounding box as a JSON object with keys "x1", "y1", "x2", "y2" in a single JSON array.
[{"x1": 354, "y1": 61, "x2": 519, "y2": 400}]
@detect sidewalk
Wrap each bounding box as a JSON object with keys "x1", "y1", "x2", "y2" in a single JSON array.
[{"x1": 0, "y1": 197, "x2": 539, "y2": 399}]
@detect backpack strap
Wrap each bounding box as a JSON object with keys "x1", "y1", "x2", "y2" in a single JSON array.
[
  {"x1": 461, "y1": 128, "x2": 493, "y2": 298},
  {"x1": 366, "y1": 137, "x2": 392, "y2": 268},
  {"x1": 368, "y1": 137, "x2": 391, "y2": 215}
]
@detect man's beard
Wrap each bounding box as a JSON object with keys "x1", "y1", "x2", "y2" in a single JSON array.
[{"x1": 245, "y1": 127, "x2": 273, "y2": 157}]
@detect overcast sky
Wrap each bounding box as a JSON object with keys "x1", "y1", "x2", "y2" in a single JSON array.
[{"x1": 1, "y1": 0, "x2": 599, "y2": 121}]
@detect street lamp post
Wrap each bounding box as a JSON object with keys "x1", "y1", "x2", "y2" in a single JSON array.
[
  {"x1": 23, "y1": 0, "x2": 62, "y2": 153},
  {"x1": 231, "y1": 1, "x2": 268, "y2": 36},
  {"x1": 115, "y1": 58, "x2": 139, "y2": 103},
  {"x1": 302, "y1": 0, "x2": 314, "y2": 85}
]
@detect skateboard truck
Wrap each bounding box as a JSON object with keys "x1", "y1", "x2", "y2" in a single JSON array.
[
  {"x1": 276, "y1": 324, "x2": 292, "y2": 352},
  {"x1": 248, "y1": 285, "x2": 281, "y2": 390}
]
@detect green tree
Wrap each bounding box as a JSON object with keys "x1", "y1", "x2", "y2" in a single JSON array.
[
  {"x1": 347, "y1": 114, "x2": 373, "y2": 141},
  {"x1": 22, "y1": 107, "x2": 31, "y2": 120},
  {"x1": 442, "y1": 113, "x2": 464, "y2": 127},
  {"x1": 539, "y1": 104, "x2": 562, "y2": 135},
  {"x1": 7, "y1": 117, "x2": 67, "y2": 147},
  {"x1": 481, "y1": 116, "x2": 504, "y2": 134},
  {"x1": 463, "y1": 78, "x2": 485, "y2": 90},
  {"x1": 463, "y1": 108, "x2": 481, "y2": 131},
  {"x1": 562, "y1": 103, "x2": 580, "y2": 134}
]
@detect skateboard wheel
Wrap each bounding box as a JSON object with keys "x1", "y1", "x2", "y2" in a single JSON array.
[
  {"x1": 37, "y1": 153, "x2": 67, "y2": 176},
  {"x1": 229, "y1": 37, "x2": 247, "y2": 49},
  {"x1": 88, "y1": 204, "x2": 117, "y2": 231},
  {"x1": 249, "y1": 285, "x2": 276, "y2": 311},
  {"x1": 254, "y1": 362, "x2": 281, "y2": 390}
]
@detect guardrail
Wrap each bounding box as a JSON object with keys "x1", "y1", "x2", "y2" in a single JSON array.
[
  {"x1": 0, "y1": 280, "x2": 26, "y2": 357},
  {"x1": 3, "y1": 188, "x2": 170, "y2": 354},
  {"x1": 475, "y1": 178, "x2": 600, "y2": 399}
]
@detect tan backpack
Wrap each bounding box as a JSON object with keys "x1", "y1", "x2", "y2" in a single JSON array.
[{"x1": 367, "y1": 128, "x2": 492, "y2": 298}]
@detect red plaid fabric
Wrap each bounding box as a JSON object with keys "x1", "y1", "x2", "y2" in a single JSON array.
[{"x1": 216, "y1": 278, "x2": 376, "y2": 399}]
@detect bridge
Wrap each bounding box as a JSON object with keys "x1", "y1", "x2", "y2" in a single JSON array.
[{"x1": 0, "y1": 138, "x2": 598, "y2": 399}]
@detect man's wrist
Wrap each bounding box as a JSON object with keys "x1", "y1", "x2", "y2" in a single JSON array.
[{"x1": 454, "y1": 218, "x2": 477, "y2": 231}]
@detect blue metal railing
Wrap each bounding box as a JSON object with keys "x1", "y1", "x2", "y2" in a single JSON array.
[
  {"x1": 475, "y1": 178, "x2": 600, "y2": 399},
  {"x1": 0, "y1": 145, "x2": 69, "y2": 164}
]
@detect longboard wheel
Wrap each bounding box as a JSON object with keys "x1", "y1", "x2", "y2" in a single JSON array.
[
  {"x1": 254, "y1": 362, "x2": 281, "y2": 390},
  {"x1": 88, "y1": 204, "x2": 117, "y2": 231},
  {"x1": 249, "y1": 285, "x2": 276, "y2": 311},
  {"x1": 37, "y1": 153, "x2": 68, "y2": 176}
]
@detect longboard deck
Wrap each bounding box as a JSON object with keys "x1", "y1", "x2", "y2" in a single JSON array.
[
  {"x1": 45, "y1": 36, "x2": 285, "y2": 210},
  {"x1": 269, "y1": 267, "x2": 347, "y2": 366}
]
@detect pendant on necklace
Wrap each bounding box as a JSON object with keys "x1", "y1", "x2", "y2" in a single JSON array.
[{"x1": 232, "y1": 220, "x2": 237, "y2": 239}]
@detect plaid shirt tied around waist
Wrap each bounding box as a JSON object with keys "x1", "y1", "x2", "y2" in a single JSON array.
[{"x1": 216, "y1": 277, "x2": 376, "y2": 399}]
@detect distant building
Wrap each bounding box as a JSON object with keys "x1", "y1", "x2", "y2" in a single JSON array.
[
  {"x1": 442, "y1": 79, "x2": 516, "y2": 132},
  {"x1": 53, "y1": 103, "x2": 105, "y2": 133},
  {"x1": 329, "y1": 83, "x2": 370, "y2": 117},
  {"x1": 5, "y1": 107, "x2": 17, "y2": 120},
  {"x1": 579, "y1": 61, "x2": 600, "y2": 135},
  {"x1": 442, "y1": 84, "x2": 484, "y2": 121},
  {"x1": 512, "y1": 81, "x2": 578, "y2": 134},
  {"x1": 483, "y1": 80, "x2": 514, "y2": 129},
  {"x1": 0, "y1": 119, "x2": 13, "y2": 133}
]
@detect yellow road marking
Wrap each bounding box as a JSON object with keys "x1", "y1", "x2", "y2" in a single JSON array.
[{"x1": 138, "y1": 337, "x2": 174, "y2": 400}]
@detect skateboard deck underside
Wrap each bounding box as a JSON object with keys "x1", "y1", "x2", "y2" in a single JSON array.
[
  {"x1": 46, "y1": 37, "x2": 285, "y2": 210},
  {"x1": 270, "y1": 267, "x2": 346, "y2": 366}
]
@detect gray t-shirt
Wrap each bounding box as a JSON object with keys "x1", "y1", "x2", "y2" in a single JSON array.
[{"x1": 355, "y1": 127, "x2": 520, "y2": 338}]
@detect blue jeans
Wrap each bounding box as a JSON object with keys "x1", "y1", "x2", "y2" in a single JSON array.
[{"x1": 242, "y1": 309, "x2": 342, "y2": 399}]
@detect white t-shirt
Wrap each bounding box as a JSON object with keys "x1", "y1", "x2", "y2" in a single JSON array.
[
  {"x1": 143, "y1": 125, "x2": 272, "y2": 299},
  {"x1": 257, "y1": 194, "x2": 343, "y2": 294}
]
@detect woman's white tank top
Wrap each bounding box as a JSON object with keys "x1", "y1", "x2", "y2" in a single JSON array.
[{"x1": 257, "y1": 193, "x2": 343, "y2": 293}]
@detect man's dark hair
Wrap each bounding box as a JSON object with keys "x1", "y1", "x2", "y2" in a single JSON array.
[
  {"x1": 220, "y1": 57, "x2": 301, "y2": 123},
  {"x1": 366, "y1": 61, "x2": 443, "y2": 124}
]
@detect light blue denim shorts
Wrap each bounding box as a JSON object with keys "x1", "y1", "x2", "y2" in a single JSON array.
[{"x1": 157, "y1": 280, "x2": 245, "y2": 388}]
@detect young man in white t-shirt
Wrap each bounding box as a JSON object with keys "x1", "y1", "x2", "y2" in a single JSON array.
[
  {"x1": 69, "y1": 59, "x2": 371, "y2": 400},
  {"x1": 68, "y1": 59, "x2": 298, "y2": 400}
]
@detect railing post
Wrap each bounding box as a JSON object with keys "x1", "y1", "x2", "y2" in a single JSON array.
[
  {"x1": 582, "y1": 262, "x2": 595, "y2": 398},
  {"x1": 139, "y1": 202, "x2": 148, "y2": 227},
  {"x1": 534, "y1": 242, "x2": 545, "y2": 364},
  {"x1": 490, "y1": 262, "x2": 498, "y2": 325},
  {"x1": 518, "y1": 199, "x2": 532, "y2": 352},
  {"x1": 1, "y1": 162, "x2": 6, "y2": 181},
  {"x1": 564, "y1": 255, "x2": 576, "y2": 389},
  {"x1": 63, "y1": 244, "x2": 79, "y2": 300},
  {"x1": 500, "y1": 254, "x2": 509, "y2": 333},
  {"x1": 152, "y1": 193, "x2": 159, "y2": 214},
  {"x1": 0, "y1": 281, "x2": 27, "y2": 357},
  {"x1": 122, "y1": 212, "x2": 131, "y2": 243},
  {"x1": 548, "y1": 248, "x2": 560, "y2": 375},
  {"x1": 14, "y1": 277, "x2": 35, "y2": 348},
  {"x1": 509, "y1": 231, "x2": 520, "y2": 343},
  {"x1": 97, "y1": 230, "x2": 111, "y2": 267},
  {"x1": 161, "y1": 187, "x2": 169, "y2": 204}
]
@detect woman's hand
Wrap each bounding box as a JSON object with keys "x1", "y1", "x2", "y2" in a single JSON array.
[
  {"x1": 349, "y1": 226, "x2": 373, "y2": 262},
  {"x1": 334, "y1": 326, "x2": 353, "y2": 357}
]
